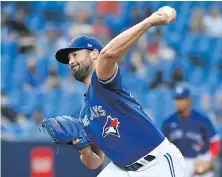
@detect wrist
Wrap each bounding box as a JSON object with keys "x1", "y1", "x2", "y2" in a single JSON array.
[
  {"x1": 79, "y1": 146, "x2": 92, "y2": 156},
  {"x1": 143, "y1": 17, "x2": 154, "y2": 28}
]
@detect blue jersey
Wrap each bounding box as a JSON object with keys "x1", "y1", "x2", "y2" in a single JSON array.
[
  {"x1": 80, "y1": 66, "x2": 165, "y2": 167},
  {"x1": 162, "y1": 110, "x2": 218, "y2": 158}
]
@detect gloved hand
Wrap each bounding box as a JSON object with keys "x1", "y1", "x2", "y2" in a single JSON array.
[{"x1": 41, "y1": 115, "x2": 90, "y2": 150}]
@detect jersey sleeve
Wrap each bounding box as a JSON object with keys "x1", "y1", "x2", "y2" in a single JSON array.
[
  {"x1": 202, "y1": 117, "x2": 218, "y2": 143},
  {"x1": 92, "y1": 64, "x2": 127, "y2": 91},
  {"x1": 161, "y1": 119, "x2": 170, "y2": 138},
  {"x1": 200, "y1": 117, "x2": 220, "y2": 157}
]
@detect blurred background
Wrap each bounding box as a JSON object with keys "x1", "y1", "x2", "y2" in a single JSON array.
[{"x1": 1, "y1": 1, "x2": 222, "y2": 177}]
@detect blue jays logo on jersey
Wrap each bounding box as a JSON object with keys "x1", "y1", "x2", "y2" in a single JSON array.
[{"x1": 102, "y1": 116, "x2": 120, "y2": 138}]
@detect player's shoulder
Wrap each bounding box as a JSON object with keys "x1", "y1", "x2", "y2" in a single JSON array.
[
  {"x1": 164, "y1": 112, "x2": 178, "y2": 124},
  {"x1": 91, "y1": 64, "x2": 121, "y2": 85},
  {"x1": 192, "y1": 109, "x2": 212, "y2": 124}
]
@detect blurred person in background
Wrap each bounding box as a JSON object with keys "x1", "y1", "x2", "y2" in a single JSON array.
[
  {"x1": 92, "y1": 15, "x2": 111, "y2": 44},
  {"x1": 43, "y1": 65, "x2": 61, "y2": 90},
  {"x1": 23, "y1": 110, "x2": 50, "y2": 141},
  {"x1": 4, "y1": 8, "x2": 31, "y2": 38},
  {"x1": 149, "y1": 70, "x2": 170, "y2": 89},
  {"x1": 129, "y1": 49, "x2": 147, "y2": 78},
  {"x1": 147, "y1": 28, "x2": 176, "y2": 64},
  {"x1": 190, "y1": 55, "x2": 206, "y2": 68},
  {"x1": 131, "y1": 5, "x2": 145, "y2": 26},
  {"x1": 96, "y1": 1, "x2": 120, "y2": 16},
  {"x1": 3, "y1": 8, "x2": 35, "y2": 54},
  {"x1": 147, "y1": 28, "x2": 161, "y2": 64},
  {"x1": 24, "y1": 59, "x2": 44, "y2": 90},
  {"x1": 2, "y1": 111, "x2": 31, "y2": 141},
  {"x1": 1, "y1": 92, "x2": 18, "y2": 122},
  {"x1": 189, "y1": 7, "x2": 205, "y2": 33},
  {"x1": 37, "y1": 23, "x2": 67, "y2": 57},
  {"x1": 68, "y1": 7, "x2": 93, "y2": 39},
  {"x1": 169, "y1": 67, "x2": 185, "y2": 89},
  {"x1": 1, "y1": 117, "x2": 17, "y2": 141},
  {"x1": 162, "y1": 84, "x2": 221, "y2": 177},
  {"x1": 65, "y1": 1, "x2": 93, "y2": 19},
  {"x1": 203, "y1": 6, "x2": 222, "y2": 37}
]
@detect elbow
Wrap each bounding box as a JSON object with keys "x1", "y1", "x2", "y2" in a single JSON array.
[{"x1": 100, "y1": 48, "x2": 118, "y2": 59}]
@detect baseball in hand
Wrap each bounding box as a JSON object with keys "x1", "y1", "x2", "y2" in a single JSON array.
[
  {"x1": 162, "y1": 6, "x2": 174, "y2": 16},
  {"x1": 159, "y1": 6, "x2": 176, "y2": 23}
]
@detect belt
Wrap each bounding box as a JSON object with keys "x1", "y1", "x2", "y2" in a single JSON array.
[{"x1": 124, "y1": 155, "x2": 155, "y2": 171}]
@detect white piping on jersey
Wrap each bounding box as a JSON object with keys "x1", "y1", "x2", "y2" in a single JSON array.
[
  {"x1": 210, "y1": 134, "x2": 220, "y2": 143},
  {"x1": 99, "y1": 64, "x2": 118, "y2": 84}
]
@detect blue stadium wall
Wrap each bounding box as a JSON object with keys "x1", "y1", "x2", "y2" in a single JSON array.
[{"x1": 1, "y1": 141, "x2": 101, "y2": 177}]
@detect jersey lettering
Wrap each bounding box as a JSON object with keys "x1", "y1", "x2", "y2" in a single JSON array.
[{"x1": 83, "y1": 115, "x2": 90, "y2": 127}]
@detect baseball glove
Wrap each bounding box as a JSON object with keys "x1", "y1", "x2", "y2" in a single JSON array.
[{"x1": 41, "y1": 115, "x2": 90, "y2": 150}]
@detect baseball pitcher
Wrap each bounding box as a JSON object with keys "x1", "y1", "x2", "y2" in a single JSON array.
[{"x1": 41, "y1": 7, "x2": 186, "y2": 177}]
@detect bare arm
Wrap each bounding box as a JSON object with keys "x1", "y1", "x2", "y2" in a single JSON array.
[
  {"x1": 96, "y1": 7, "x2": 176, "y2": 81},
  {"x1": 79, "y1": 143, "x2": 105, "y2": 169}
]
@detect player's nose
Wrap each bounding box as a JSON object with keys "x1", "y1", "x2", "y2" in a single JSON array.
[{"x1": 68, "y1": 56, "x2": 76, "y2": 65}]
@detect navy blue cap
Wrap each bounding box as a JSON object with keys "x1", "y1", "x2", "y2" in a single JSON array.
[
  {"x1": 56, "y1": 35, "x2": 104, "y2": 64},
  {"x1": 173, "y1": 84, "x2": 191, "y2": 99}
]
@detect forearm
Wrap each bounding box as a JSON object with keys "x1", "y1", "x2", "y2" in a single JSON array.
[
  {"x1": 79, "y1": 145, "x2": 104, "y2": 169},
  {"x1": 101, "y1": 18, "x2": 153, "y2": 59}
]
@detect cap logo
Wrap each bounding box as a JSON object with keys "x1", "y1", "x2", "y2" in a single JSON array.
[
  {"x1": 68, "y1": 38, "x2": 75, "y2": 47},
  {"x1": 176, "y1": 87, "x2": 183, "y2": 94},
  {"x1": 87, "y1": 43, "x2": 92, "y2": 47}
]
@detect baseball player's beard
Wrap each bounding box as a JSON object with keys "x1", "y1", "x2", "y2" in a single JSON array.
[
  {"x1": 177, "y1": 110, "x2": 183, "y2": 116},
  {"x1": 72, "y1": 62, "x2": 94, "y2": 82}
]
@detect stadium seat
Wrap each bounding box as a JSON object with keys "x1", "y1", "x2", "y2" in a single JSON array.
[
  {"x1": 180, "y1": 33, "x2": 199, "y2": 56},
  {"x1": 1, "y1": 54, "x2": 13, "y2": 92},
  {"x1": 189, "y1": 67, "x2": 205, "y2": 85},
  {"x1": 19, "y1": 90, "x2": 41, "y2": 115},
  {"x1": 41, "y1": 89, "x2": 63, "y2": 118},
  {"x1": 164, "y1": 31, "x2": 184, "y2": 51},
  {"x1": 1, "y1": 41, "x2": 18, "y2": 59},
  {"x1": 25, "y1": 14, "x2": 45, "y2": 32},
  {"x1": 58, "y1": 91, "x2": 84, "y2": 116},
  {"x1": 7, "y1": 89, "x2": 23, "y2": 112},
  {"x1": 11, "y1": 55, "x2": 28, "y2": 89}
]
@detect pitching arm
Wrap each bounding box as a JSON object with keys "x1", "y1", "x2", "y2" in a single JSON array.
[
  {"x1": 79, "y1": 143, "x2": 105, "y2": 169},
  {"x1": 96, "y1": 7, "x2": 176, "y2": 81}
]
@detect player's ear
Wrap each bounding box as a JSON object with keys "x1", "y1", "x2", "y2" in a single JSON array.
[{"x1": 90, "y1": 49, "x2": 100, "y2": 61}]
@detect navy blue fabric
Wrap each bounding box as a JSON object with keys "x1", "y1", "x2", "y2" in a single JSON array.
[
  {"x1": 55, "y1": 35, "x2": 104, "y2": 64},
  {"x1": 80, "y1": 67, "x2": 165, "y2": 167},
  {"x1": 166, "y1": 153, "x2": 176, "y2": 177},
  {"x1": 162, "y1": 110, "x2": 217, "y2": 158},
  {"x1": 164, "y1": 154, "x2": 175, "y2": 177}
]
